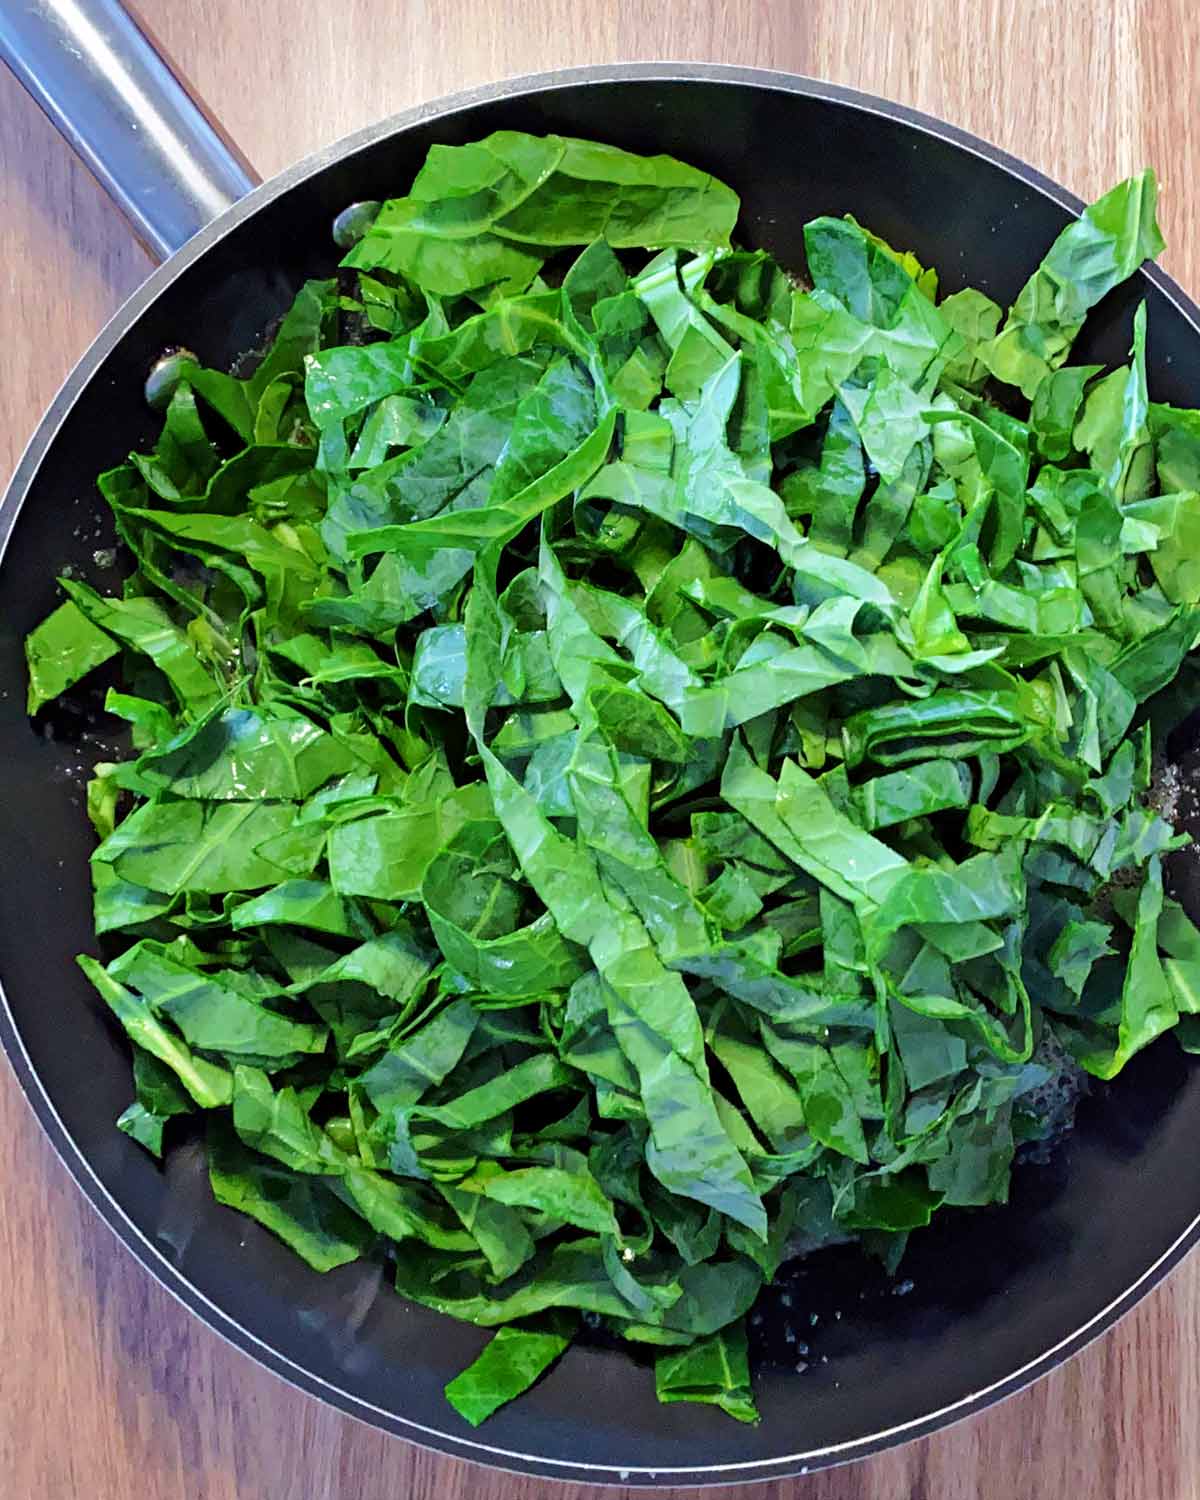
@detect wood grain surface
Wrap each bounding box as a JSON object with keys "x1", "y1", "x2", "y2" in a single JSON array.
[{"x1": 2, "y1": 2, "x2": 1198, "y2": 1496}]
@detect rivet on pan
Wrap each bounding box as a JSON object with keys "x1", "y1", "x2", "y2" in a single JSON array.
[
  {"x1": 144, "y1": 349, "x2": 198, "y2": 411},
  {"x1": 333, "y1": 201, "x2": 382, "y2": 249}
]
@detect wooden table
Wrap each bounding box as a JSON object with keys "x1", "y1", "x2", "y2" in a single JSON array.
[{"x1": 1, "y1": 2, "x2": 1198, "y2": 1496}]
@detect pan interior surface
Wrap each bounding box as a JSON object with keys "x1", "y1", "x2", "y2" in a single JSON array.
[{"x1": 2, "y1": 67, "x2": 1200, "y2": 1482}]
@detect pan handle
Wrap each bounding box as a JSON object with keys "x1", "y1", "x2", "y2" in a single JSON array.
[{"x1": 0, "y1": 0, "x2": 260, "y2": 261}]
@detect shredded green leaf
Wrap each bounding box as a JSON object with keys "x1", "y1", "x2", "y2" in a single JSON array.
[{"x1": 29, "y1": 135, "x2": 1196, "y2": 1429}]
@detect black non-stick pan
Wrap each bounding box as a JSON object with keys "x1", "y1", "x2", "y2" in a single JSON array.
[{"x1": 4, "y1": 1, "x2": 1200, "y2": 1485}]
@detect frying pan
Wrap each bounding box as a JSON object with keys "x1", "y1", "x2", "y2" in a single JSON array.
[{"x1": 3, "y1": 2, "x2": 1200, "y2": 1485}]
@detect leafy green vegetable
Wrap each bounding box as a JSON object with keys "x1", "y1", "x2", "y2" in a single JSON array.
[
  {"x1": 25, "y1": 600, "x2": 120, "y2": 715},
  {"x1": 346, "y1": 132, "x2": 739, "y2": 296},
  {"x1": 445, "y1": 1322, "x2": 574, "y2": 1426},
  {"x1": 982, "y1": 171, "x2": 1164, "y2": 397},
  {"x1": 116, "y1": 1047, "x2": 192, "y2": 1157},
  {"x1": 108, "y1": 942, "x2": 327, "y2": 1063},
  {"x1": 655, "y1": 1324, "x2": 759, "y2": 1423},
  {"x1": 34, "y1": 138, "x2": 1197, "y2": 1429},
  {"x1": 208, "y1": 1120, "x2": 371, "y2": 1271}
]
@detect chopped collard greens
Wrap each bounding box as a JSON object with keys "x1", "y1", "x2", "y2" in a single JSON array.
[{"x1": 28, "y1": 132, "x2": 1200, "y2": 1425}]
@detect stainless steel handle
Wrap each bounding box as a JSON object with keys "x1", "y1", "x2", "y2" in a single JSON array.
[{"x1": 0, "y1": 0, "x2": 260, "y2": 261}]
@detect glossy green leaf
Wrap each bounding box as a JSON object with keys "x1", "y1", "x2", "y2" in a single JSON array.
[
  {"x1": 24, "y1": 145, "x2": 1200, "y2": 1432},
  {"x1": 445, "y1": 1323, "x2": 574, "y2": 1426}
]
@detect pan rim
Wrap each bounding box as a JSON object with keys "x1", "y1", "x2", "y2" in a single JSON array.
[{"x1": 3, "y1": 59, "x2": 1200, "y2": 1483}]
